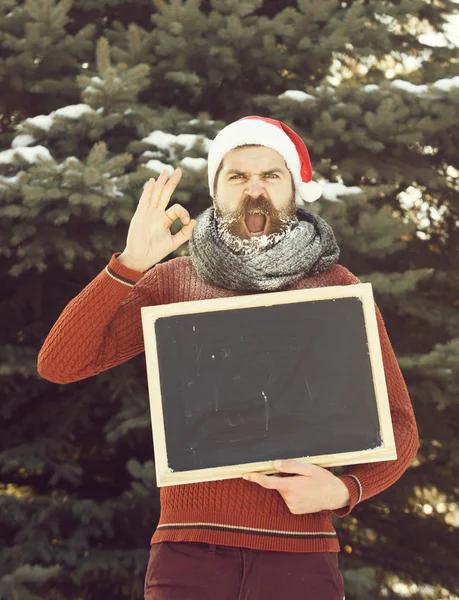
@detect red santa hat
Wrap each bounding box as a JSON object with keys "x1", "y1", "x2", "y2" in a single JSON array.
[{"x1": 207, "y1": 115, "x2": 322, "y2": 204}]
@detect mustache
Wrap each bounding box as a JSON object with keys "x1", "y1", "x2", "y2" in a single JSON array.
[
  {"x1": 215, "y1": 193, "x2": 296, "y2": 240},
  {"x1": 236, "y1": 195, "x2": 276, "y2": 217}
]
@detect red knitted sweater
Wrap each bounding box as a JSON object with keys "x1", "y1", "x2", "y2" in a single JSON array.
[{"x1": 38, "y1": 252, "x2": 419, "y2": 553}]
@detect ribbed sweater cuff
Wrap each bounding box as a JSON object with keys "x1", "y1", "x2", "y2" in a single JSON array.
[
  {"x1": 104, "y1": 252, "x2": 145, "y2": 287},
  {"x1": 332, "y1": 474, "x2": 362, "y2": 518}
]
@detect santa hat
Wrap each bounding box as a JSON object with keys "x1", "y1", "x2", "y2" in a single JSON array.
[{"x1": 207, "y1": 115, "x2": 322, "y2": 204}]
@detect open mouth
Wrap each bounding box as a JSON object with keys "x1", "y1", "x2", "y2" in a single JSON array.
[{"x1": 244, "y1": 211, "x2": 268, "y2": 237}]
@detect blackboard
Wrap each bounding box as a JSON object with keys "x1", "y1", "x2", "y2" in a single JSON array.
[{"x1": 141, "y1": 283, "x2": 396, "y2": 486}]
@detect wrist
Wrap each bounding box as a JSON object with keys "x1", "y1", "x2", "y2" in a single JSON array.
[
  {"x1": 330, "y1": 477, "x2": 351, "y2": 510},
  {"x1": 117, "y1": 253, "x2": 148, "y2": 273}
]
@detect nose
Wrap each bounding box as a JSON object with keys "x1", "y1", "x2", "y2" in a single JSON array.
[{"x1": 245, "y1": 179, "x2": 265, "y2": 197}]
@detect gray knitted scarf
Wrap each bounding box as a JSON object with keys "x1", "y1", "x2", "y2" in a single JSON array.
[{"x1": 188, "y1": 207, "x2": 340, "y2": 292}]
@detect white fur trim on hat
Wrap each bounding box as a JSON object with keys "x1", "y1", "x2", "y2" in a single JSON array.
[{"x1": 208, "y1": 119, "x2": 304, "y2": 201}]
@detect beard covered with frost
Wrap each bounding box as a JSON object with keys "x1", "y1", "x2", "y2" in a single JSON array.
[{"x1": 214, "y1": 193, "x2": 297, "y2": 255}]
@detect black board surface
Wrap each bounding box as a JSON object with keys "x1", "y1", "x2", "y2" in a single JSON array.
[{"x1": 154, "y1": 297, "x2": 382, "y2": 473}]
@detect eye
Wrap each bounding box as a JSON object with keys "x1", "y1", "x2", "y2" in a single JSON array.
[
  {"x1": 265, "y1": 173, "x2": 279, "y2": 179},
  {"x1": 229, "y1": 174, "x2": 244, "y2": 180}
]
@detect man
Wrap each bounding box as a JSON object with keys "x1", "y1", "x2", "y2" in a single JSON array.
[{"x1": 38, "y1": 116, "x2": 419, "y2": 600}]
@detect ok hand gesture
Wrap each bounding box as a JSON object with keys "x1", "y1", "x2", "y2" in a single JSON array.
[{"x1": 119, "y1": 169, "x2": 196, "y2": 273}]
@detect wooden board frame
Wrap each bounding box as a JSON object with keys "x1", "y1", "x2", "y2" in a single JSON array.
[{"x1": 141, "y1": 283, "x2": 396, "y2": 487}]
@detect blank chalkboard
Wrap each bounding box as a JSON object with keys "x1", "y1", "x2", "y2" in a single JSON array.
[{"x1": 141, "y1": 283, "x2": 396, "y2": 486}]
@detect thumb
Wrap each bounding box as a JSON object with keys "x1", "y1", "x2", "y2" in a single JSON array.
[{"x1": 171, "y1": 219, "x2": 196, "y2": 251}]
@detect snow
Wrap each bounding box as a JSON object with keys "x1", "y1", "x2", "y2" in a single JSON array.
[
  {"x1": 275, "y1": 75, "x2": 459, "y2": 102},
  {"x1": 391, "y1": 80, "x2": 429, "y2": 95},
  {"x1": 278, "y1": 90, "x2": 315, "y2": 102},
  {"x1": 419, "y1": 31, "x2": 451, "y2": 47},
  {"x1": 54, "y1": 104, "x2": 94, "y2": 119},
  {"x1": 363, "y1": 84, "x2": 380, "y2": 93},
  {"x1": 181, "y1": 157, "x2": 207, "y2": 171},
  {"x1": 390, "y1": 76, "x2": 459, "y2": 95},
  {"x1": 144, "y1": 159, "x2": 174, "y2": 174},
  {"x1": 12, "y1": 135, "x2": 35, "y2": 148},
  {"x1": 321, "y1": 182, "x2": 363, "y2": 202},
  {"x1": 142, "y1": 131, "x2": 212, "y2": 154},
  {"x1": 419, "y1": 13, "x2": 459, "y2": 48},
  {"x1": 24, "y1": 115, "x2": 54, "y2": 131},
  {"x1": 0, "y1": 146, "x2": 52, "y2": 165},
  {"x1": 142, "y1": 131, "x2": 212, "y2": 178},
  {"x1": 432, "y1": 76, "x2": 459, "y2": 92},
  {"x1": 189, "y1": 118, "x2": 215, "y2": 125},
  {"x1": 374, "y1": 13, "x2": 394, "y2": 26},
  {"x1": 0, "y1": 173, "x2": 21, "y2": 185},
  {"x1": 444, "y1": 13, "x2": 459, "y2": 47},
  {"x1": 143, "y1": 131, "x2": 177, "y2": 149},
  {"x1": 19, "y1": 104, "x2": 95, "y2": 134}
]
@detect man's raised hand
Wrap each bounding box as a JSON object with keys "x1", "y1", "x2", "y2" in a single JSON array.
[{"x1": 118, "y1": 169, "x2": 196, "y2": 273}]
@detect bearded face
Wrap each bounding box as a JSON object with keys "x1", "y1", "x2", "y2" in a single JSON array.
[{"x1": 213, "y1": 146, "x2": 297, "y2": 255}]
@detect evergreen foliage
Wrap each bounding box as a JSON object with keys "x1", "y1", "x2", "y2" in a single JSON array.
[{"x1": 1, "y1": 1, "x2": 458, "y2": 598}]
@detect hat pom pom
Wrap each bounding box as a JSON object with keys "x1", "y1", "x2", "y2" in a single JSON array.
[{"x1": 299, "y1": 180, "x2": 322, "y2": 203}]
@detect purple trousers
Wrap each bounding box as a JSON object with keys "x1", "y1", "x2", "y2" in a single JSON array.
[{"x1": 144, "y1": 542, "x2": 345, "y2": 600}]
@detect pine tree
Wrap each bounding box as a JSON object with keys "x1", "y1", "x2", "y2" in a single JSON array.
[{"x1": 1, "y1": 0, "x2": 458, "y2": 598}]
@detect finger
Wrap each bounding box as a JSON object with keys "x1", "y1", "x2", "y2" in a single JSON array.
[
  {"x1": 137, "y1": 178, "x2": 156, "y2": 211},
  {"x1": 242, "y1": 472, "x2": 290, "y2": 491},
  {"x1": 164, "y1": 203, "x2": 190, "y2": 227},
  {"x1": 150, "y1": 169, "x2": 173, "y2": 208},
  {"x1": 171, "y1": 220, "x2": 196, "y2": 252},
  {"x1": 273, "y1": 460, "x2": 316, "y2": 477},
  {"x1": 158, "y1": 168, "x2": 182, "y2": 210}
]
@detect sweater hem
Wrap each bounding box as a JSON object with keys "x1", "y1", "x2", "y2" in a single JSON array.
[
  {"x1": 151, "y1": 508, "x2": 341, "y2": 552},
  {"x1": 151, "y1": 526, "x2": 341, "y2": 552}
]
